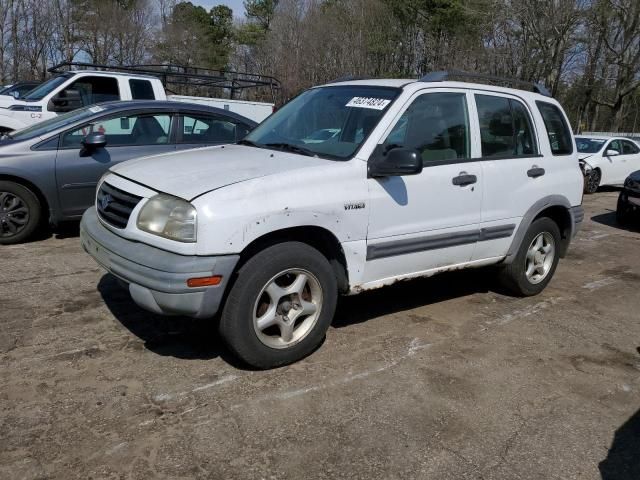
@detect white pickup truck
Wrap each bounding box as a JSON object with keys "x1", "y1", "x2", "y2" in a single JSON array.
[{"x1": 0, "y1": 70, "x2": 274, "y2": 131}]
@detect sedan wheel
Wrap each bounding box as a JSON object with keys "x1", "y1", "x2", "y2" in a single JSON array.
[
  {"x1": 584, "y1": 169, "x2": 601, "y2": 194},
  {"x1": 0, "y1": 181, "x2": 41, "y2": 245}
]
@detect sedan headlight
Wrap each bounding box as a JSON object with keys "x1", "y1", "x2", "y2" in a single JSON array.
[{"x1": 137, "y1": 194, "x2": 197, "y2": 242}]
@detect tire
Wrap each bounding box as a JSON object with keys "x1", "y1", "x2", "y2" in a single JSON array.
[
  {"x1": 0, "y1": 181, "x2": 41, "y2": 245},
  {"x1": 498, "y1": 217, "x2": 561, "y2": 296},
  {"x1": 616, "y1": 193, "x2": 633, "y2": 225},
  {"x1": 219, "y1": 241, "x2": 338, "y2": 369},
  {"x1": 584, "y1": 168, "x2": 601, "y2": 194}
]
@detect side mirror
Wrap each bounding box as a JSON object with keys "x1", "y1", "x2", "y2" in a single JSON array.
[
  {"x1": 82, "y1": 132, "x2": 107, "y2": 150},
  {"x1": 605, "y1": 149, "x2": 620, "y2": 156},
  {"x1": 48, "y1": 89, "x2": 83, "y2": 113},
  {"x1": 368, "y1": 147, "x2": 423, "y2": 178}
]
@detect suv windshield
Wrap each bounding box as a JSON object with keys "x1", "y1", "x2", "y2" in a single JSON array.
[
  {"x1": 244, "y1": 85, "x2": 400, "y2": 159},
  {"x1": 22, "y1": 73, "x2": 73, "y2": 101},
  {"x1": 8, "y1": 105, "x2": 103, "y2": 141},
  {"x1": 576, "y1": 138, "x2": 606, "y2": 154}
]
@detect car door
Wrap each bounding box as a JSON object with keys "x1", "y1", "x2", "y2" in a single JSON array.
[
  {"x1": 471, "y1": 92, "x2": 555, "y2": 261},
  {"x1": 176, "y1": 113, "x2": 253, "y2": 151},
  {"x1": 620, "y1": 140, "x2": 640, "y2": 180},
  {"x1": 601, "y1": 139, "x2": 626, "y2": 184},
  {"x1": 364, "y1": 89, "x2": 483, "y2": 283},
  {"x1": 55, "y1": 112, "x2": 176, "y2": 217}
]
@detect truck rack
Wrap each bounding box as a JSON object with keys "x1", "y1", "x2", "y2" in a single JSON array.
[
  {"x1": 47, "y1": 62, "x2": 281, "y2": 102},
  {"x1": 420, "y1": 70, "x2": 552, "y2": 97}
]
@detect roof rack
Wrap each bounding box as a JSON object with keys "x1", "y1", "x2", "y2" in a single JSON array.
[
  {"x1": 419, "y1": 70, "x2": 552, "y2": 97},
  {"x1": 47, "y1": 62, "x2": 281, "y2": 102}
]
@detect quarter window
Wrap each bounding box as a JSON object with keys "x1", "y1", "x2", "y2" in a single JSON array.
[
  {"x1": 61, "y1": 114, "x2": 171, "y2": 148},
  {"x1": 475, "y1": 94, "x2": 538, "y2": 158},
  {"x1": 536, "y1": 101, "x2": 573, "y2": 155},
  {"x1": 383, "y1": 92, "x2": 470, "y2": 164}
]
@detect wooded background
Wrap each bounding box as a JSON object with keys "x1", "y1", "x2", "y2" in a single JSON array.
[{"x1": 0, "y1": 0, "x2": 639, "y2": 133}]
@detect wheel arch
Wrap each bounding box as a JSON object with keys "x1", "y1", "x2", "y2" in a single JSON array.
[
  {"x1": 504, "y1": 195, "x2": 575, "y2": 264},
  {"x1": 236, "y1": 225, "x2": 350, "y2": 293}
]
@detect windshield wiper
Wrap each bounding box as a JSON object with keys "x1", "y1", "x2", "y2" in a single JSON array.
[
  {"x1": 264, "y1": 142, "x2": 317, "y2": 157},
  {"x1": 237, "y1": 139, "x2": 262, "y2": 148}
]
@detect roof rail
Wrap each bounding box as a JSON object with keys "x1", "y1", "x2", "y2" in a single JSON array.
[
  {"x1": 47, "y1": 62, "x2": 281, "y2": 102},
  {"x1": 419, "y1": 70, "x2": 552, "y2": 97}
]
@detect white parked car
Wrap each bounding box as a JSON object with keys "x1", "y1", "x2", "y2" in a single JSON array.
[
  {"x1": 81, "y1": 72, "x2": 584, "y2": 368},
  {"x1": 576, "y1": 135, "x2": 640, "y2": 193}
]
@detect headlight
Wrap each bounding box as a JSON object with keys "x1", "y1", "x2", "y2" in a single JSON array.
[{"x1": 137, "y1": 194, "x2": 197, "y2": 242}]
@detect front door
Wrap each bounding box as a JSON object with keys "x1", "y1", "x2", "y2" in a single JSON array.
[
  {"x1": 55, "y1": 112, "x2": 175, "y2": 217},
  {"x1": 364, "y1": 89, "x2": 483, "y2": 284}
]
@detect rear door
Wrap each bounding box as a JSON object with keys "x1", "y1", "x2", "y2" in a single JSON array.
[
  {"x1": 471, "y1": 93, "x2": 564, "y2": 260},
  {"x1": 55, "y1": 112, "x2": 176, "y2": 217},
  {"x1": 176, "y1": 112, "x2": 253, "y2": 151},
  {"x1": 620, "y1": 139, "x2": 640, "y2": 181}
]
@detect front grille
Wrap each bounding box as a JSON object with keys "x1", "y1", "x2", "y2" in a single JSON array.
[{"x1": 96, "y1": 182, "x2": 142, "y2": 229}]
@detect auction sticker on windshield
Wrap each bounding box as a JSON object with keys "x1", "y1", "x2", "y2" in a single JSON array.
[{"x1": 346, "y1": 97, "x2": 391, "y2": 110}]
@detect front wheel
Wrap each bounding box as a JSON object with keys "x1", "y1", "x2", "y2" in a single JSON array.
[
  {"x1": 0, "y1": 181, "x2": 41, "y2": 245},
  {"x1": 498, "y1": 217, "x2": 561, "y2": 296},
  {"x1": 219, "y1": 242, "x2": 338, "y2": 369},
  {"x1": 584, "y1": 168, "x2": 601, "y2": 194}
]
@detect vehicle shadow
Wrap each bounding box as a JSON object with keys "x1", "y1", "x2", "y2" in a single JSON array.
[
  {"x1": 599, "y1": 404, "x2": 640, "y2": 479},
  {"x1": 591, "y1": 212, "x2": 640, "y2": 233},
  {"x1": 97, "y1": 274, "x2": 246, "y2": 368}
]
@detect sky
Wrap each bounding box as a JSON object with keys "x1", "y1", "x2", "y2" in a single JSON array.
[{"x1": 192, "y1": 0, "x2": 247, "y2": 17}]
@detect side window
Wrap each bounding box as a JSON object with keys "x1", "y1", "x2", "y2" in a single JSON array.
[
  {"x1": 621, "y1": 140, "x2": 639, "y2": 155},
  {"x1": 63, "y1": 76, "x2": 120, "y2": 106},
  {"x1": 129, "y1": 80, "x2": 155, "y2": 100},
  {"x1": 181, "y1": 114, "x2": 241, "y2": 144},
  {"x1": 61, "y1": 114, "x2": 171, "y2": 148},
  {"x1": 383, "y1": 92, "x2": 470, "y2": 164},
  {"x1": 511, "y1": 100, "x2": 537, "y2": 155},
  {"x1": 535, "y1": 101, "x2": 573, "y2": 155},
  {"x1": 608, "y1": 139, "x2": 622, "y2": 154},
  {"x1": 476, "y1": 95, "x2": 514, "y2": 157}
]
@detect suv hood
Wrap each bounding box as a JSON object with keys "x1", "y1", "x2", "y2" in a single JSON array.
[{"x1": 111, "y1": 144, "x2": 335, "y2": 200}]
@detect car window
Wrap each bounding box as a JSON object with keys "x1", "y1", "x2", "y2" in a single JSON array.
[
  {"x1": 61, "y1": 114, "x2": 171, "y2": 148},
  {"x1": 63, "y1": 76, "x2": 120, "y2": 106},
  {"x1": 535, "y1": 101, "x2": 573, "y2": 155},
  {"x1": 621, "y1": 140, "x2": 640, "y2": 155},
  {"x1": 382, "y1": 92, "x2": 470, "y2": 164},
  {"x1": 608, "y1": 140, "x2": 622, "y2": 154},
  {"x1": 576, "y1": 138, "x2": 606, "y2": 153},
  {"x1": 130, "y1": 79, "x2": 155, "y2": 100},
  {"x1": 181, "y1": 114, "x2": 247, "y2": 144},
  {"x1": 22, "y1": 73, "x2": 73, "y2": 101},
  {"x1": 476, "y1": 95, "x2": 513, "y2": 157}
]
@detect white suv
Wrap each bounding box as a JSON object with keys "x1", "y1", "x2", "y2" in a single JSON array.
[{"x1": 81, "y1": 72, "x2": 584, "y2": 369}]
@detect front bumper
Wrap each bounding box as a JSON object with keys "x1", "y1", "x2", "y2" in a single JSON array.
[{"x1": 80, "y1": 207, "x2": 239, "y2": 319}]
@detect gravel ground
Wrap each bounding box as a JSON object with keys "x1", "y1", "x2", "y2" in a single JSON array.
[{"x1": 1, "y1": 190, "x2": 639, "y2": 480}]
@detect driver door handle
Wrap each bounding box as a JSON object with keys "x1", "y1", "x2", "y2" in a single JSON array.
[
  {"x1": 527, "y1": 166, "x2": 546, "y2": 178},
  {"x1": 452, "y1": 172, "x2": 477, "y2": 186}
]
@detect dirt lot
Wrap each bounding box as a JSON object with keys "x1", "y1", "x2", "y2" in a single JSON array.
[{"x1": 1, "y1": 191, "x2": 639, "y2": 480}]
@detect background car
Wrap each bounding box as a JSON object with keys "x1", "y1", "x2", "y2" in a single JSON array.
[
  {"x1": 0, "y1": 81, "x2": 41, "y2": 99},
  {"x1": 0, "y1": 100, "x2": 256, "y2": 244},
  {"x1": 616, "y1": 169, "x2": 640, "y2": 224},
  {"x1": 576, "y1": 135, "x2": 640, "y2": 193}
]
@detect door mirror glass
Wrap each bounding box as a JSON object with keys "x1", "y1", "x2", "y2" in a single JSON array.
[
  {"x1": 606, "y1": 149, "x2": 620, "y2": 156},
  {"x1": 48, "y1": 89, "x2": 83, "y2": 113},
  {"x1": 369, "y1": 147, "x2": 423, "y2": 177},
  {"x1": 82, "y1": 132, "x2": 107, "y2": 149}
]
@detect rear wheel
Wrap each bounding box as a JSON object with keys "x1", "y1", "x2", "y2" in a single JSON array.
[
  {"x1": 219, "y1": 242, "x2": 338, "y2": 369},
  {"x1": 0, "y1": 181, "x2": 41, "y2": 245},
  {"x1": 584, "y1": 168, "x2": 601, "y2": 194},
  {"x1": 499, "y1": 217, "x2": 561, "y2": 296}
]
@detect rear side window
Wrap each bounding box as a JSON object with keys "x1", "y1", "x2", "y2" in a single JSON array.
[
  {"x1": 536, "y1": 101, "x2": 573, "y2": 155},
  {"x1": 621, "y1": 140, "x2": 640, "y2": 155},
  {"x1": 475, "y1": 94, "x2": 538, "y2": 158},
  {"x1": 130, "y1": 79, "x2": 155, "y2": 100}
]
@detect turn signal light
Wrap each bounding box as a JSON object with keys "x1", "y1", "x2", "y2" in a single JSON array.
[{"x1": 187, "y1": 276, "x2": 222, "y2": 287}]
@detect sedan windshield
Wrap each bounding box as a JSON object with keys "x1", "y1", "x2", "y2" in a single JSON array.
[
  {"x1": 576, "y1": 138, "x2": 606, "y2": 154},
  {"x1": 244, "y1": 85, "x2": 400, "y2": 159},
  {"x1": 8, "y1": 105, "x2": 103, "y2": 141},
  {"x1": 22, "y1": 73, "x2": 73, "y2": 101}
]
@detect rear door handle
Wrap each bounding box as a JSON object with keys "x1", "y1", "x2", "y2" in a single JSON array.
[
  {"x1": 527, "y1": 166, "x2": 545, "y2": 178},
  {"x1": 452, "y1": 172, "x2": 477, "y2": 186}
]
